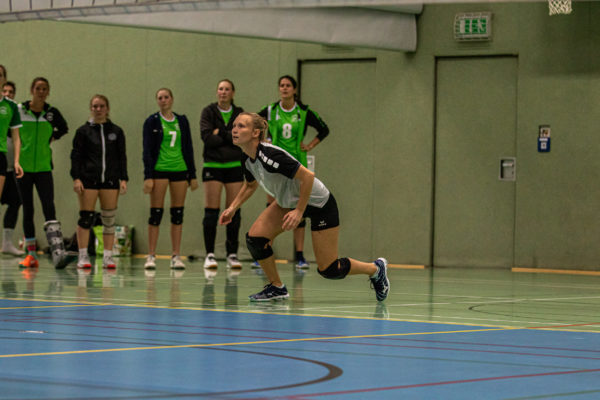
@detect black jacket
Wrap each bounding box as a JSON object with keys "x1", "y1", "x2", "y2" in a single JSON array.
[
  {"x1": 142, "y1": 112, "x2": 197, "y2": 180},
  {"x1": 199, "y1": 102, "x2": 244, "y2": 163},
  {"x1": 70, "y1": 119, "x2": 128, "y2": 182}
]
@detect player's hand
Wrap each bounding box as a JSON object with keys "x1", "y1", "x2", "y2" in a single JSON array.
[
  {"x1": 282, "y1": 209, "x2": 303, "y2": 231},
  {"x1": 120, "y1": 180, "x2": 128, "y2": 195},
  {"x1": 189, "y1": 179, "x2": 199, "y2": 191},
  {"x1": 219, "y1": 207, "x2": 235, "y2": 225},
  {"x1": 301, "y1": 143, "x2": 311, "y2": 152},
  {"x1": 73, "y1": 179, "x2": 84, "y2": 195},
  {"x1": 14, "y1": 163, "x2": 23, "y2": 178},
  {"x1": 143, "y1": 179, "x2": 154, "y2": 194}
]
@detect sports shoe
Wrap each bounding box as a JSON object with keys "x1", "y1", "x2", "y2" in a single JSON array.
[
  {"x1": 227, "y1": 254, "x2": 242, "y2": 269},
  {"x1": 171, "y1": 255, "x2": 185, "y2": 269},
  {"x1": 250, "y1": 260, "x2": 261, "y2": 269},
  {"x1": 77, "y1": 254, "x2": 92, "y2": 269},
  {"x1": 2, "y1": 241, "x2": 24, "y2": 256},
  {"x1": 249, "y1": 283, "x2": 289, "y2": 301},
  {"x1": 144, "y1": 254, "x2": 156, "y2": 269},
  {"x1": 370, "y1": 258, "x2": 390, "y2": 301},
  {"x1": 103, "y1": 255, "x2": 116, "y2": 269},
  {"x1": 19, "y1": 254, "x2": 39, "y2": 268},
  {"x1": 203, "y1": 253, "x2": 218, "y2": 269},
  {"x1": 296, "y1": 259, "x2": 309, "y2": 269}
]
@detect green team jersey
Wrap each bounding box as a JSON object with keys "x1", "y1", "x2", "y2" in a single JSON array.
[
  {"x1": 154, "y1": 114, "x2": 187, "y2": 172},
  {"x1": 220, "y1": 107, "x2": 233, "y2": 126},
  {"x1": 19, "y1": 101, "x2": 68, "y2": 172},
  {"x1": 267, "y1": 103, "x2": 306, "y2": 164},
  {"x1": 0, "y1": 97, "x2": 21, "y2": 154},
  {"x1": 259, "y1": 101, "x2": 329, "y2": 167}
]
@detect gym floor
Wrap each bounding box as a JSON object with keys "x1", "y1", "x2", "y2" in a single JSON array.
[{"x1": 1, "y1": 255, "x2": 599, "y2": 399}]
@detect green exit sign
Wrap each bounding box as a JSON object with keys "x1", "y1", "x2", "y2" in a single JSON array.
[{"x1": 454, "y1": 12, "x2": 492, "y2": 41}]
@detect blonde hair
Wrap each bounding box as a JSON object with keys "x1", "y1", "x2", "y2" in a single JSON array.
[{"x1": 239, "y1": 112, "x2": 268, "y2": 141}]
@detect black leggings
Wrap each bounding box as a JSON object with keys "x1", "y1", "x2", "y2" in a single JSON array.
[
  {"x1": 1, "y1": 171, "x2": 22, "y2": 229},
  {"x1": 18, "y1": 171, "x2": 56, "y2": 238}
]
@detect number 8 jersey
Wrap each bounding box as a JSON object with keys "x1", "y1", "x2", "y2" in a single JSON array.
[{"x1": 258, "y1": 101, "x2": 329, "y2": 167}]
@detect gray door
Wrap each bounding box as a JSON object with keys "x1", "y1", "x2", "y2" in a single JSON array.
[
  {"x1": 300, "y1": 59, "x2": 377, "y2": 261},
  {"x1": 434, "y1": 56, "x2": 517, "y2": 268}
]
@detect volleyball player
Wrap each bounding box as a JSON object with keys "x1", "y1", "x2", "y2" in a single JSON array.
[
  {"x1": 17, "y1": 77, "x2": 68, "y2": 268},
  {"x1": 258, "y1": 75, "x2": 330, "y2": 269},
  {"x1": 219, "y1": 113, "x2": 389, "y2": 302},
  {"x1": 71, "y1": 95, "x2": 128, "y2": 269},
  {"x1": 142, "y1": 88, "x2": 198, "y2": 269},
  {"x1": 0, "y1": 78, "x2": 24, "y2": 256},
  {"x1": 199, "y1": 79, "x2": 244, "y2": 270}
]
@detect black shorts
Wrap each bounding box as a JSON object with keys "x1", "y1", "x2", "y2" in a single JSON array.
[
  {"x1": 153, "y1": 170, "x2": 188, "y2": 182},
  {"x1": 0, "y1": 171, "x2": 21, "y2": 206},
  {"x1": 302, "y1": 194, "x2": 340, "y2": 231},
  {"x1": 81, "y1": 178, "x2": 119, "y2": 190},
  {"x1": 0, "y1": 153, "x2": 7, "y2": 176},
  {"x1": 202, "y1": 166, "x2": 243, "y2": 184}
]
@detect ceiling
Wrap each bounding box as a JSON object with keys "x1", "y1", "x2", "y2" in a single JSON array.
[{"x1": 0, "y1": 0, "x2": 424, "y2": 51}]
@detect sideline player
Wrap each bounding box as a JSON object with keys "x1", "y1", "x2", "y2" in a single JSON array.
[
  {"x1": 199, "y1": 79, "x2": 244, "y2": 270},
  {"x1": 142, "y1": 88, "x2": 198, "y2": 269},
  {"x1": 258, "y1": 75, "x2": 330, "y2": 269}
]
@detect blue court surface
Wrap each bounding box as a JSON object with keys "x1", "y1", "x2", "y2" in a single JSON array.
[{"x1": 1, "y1": 257, "x2": 600, "y2": 399}]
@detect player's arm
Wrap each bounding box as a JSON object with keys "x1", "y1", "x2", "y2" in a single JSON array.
[
  {"x1": 219, "y1": 180, "x2": 258, "y2": 225},
  {"x1": 282, "y1": 165, "x2": 314, "y2": 231}
]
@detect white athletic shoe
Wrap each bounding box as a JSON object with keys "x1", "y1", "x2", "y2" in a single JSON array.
[
  {"x1": 227, "y1": 253, "x2": 242, "y2": 269},
  {"x1": 103, "y1": 255, "x2": 116, "y2": 269},
  {"x1": 144, "y1": 254, "x2": 156, "y2": 269},
  {"x1": 171, "y1": 255, "x2": 185, "y2": 269},
  {"x1": 77, "y1": 254, "x2": 92, "y2": 269},
  {"x1": 204, "y1": 253, "x2": 218, "y2": 269},
  {"x1": 2, "y1": 241, "x2": 24, "y2": 256}
]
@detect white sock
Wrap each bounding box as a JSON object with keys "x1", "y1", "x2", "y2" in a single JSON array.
[
  {"x1": 104, "y1": 249, "x2": 112, "y2": 259},
  {"x1": 3, "y1": 228, "x2": 14, "y2": 244},
  {"x1": 79, "y1": 248, "x2": 88, "y2": 258}
]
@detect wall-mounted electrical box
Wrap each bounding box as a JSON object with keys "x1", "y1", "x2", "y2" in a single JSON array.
[{"x1": 499, "y1": 157, "x2": 516, "y2": 181}]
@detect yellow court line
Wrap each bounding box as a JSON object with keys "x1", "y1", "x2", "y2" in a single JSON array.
[
  {"x1": 512, "y1": 267, "x2": 600, "y2": 276},
  {"x1": 0, "y1": 327, "x2": 512, "y2": 359},
  {"x1": 3, "y1": 298, "x2": 598, "y2": 333},
  {"x1": 0, "y1": 304, "x2": 105, "y2": 310},
  {"x1": 389, "y1": 264, "x2": 426, "y2": 270}
]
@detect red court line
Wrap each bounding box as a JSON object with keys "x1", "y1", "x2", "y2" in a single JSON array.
[{"x1": 277, "y1": 368, "x2": 600, "y2": 399}]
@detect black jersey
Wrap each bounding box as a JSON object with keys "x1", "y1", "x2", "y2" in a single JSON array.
[{"x1": 242, "y1": 142, "x2": 330, "y2": 209}]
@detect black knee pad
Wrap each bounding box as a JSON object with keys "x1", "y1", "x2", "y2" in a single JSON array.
[
  {"x1": 148, "y1": 208, "x2": 164, "y2": 226},
  {"x1": 318, "y1": 257, "x2": 351, "y2": 280},
  {"x1": 170, "y1": 207, "x2": 184, "y2": 225},
  {"x1": 246, "y1": 233, "x2": 273, "y2": 261},
  {"x1": 78, "y1": 210, "x2": 96, "y2": 229},
  {"x1": 203, "y1": 208, "x2": 219, "y2": 227}
]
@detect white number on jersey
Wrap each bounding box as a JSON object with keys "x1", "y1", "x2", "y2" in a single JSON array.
[
  {"x1": 168, "y1": 130, "x2": 177, "y2": 147},
  {"x1": 282, "y1": 123, "x2": 293, "y2": 139}
]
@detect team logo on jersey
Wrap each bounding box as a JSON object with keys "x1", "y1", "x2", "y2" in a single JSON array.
[
  {"x1": 0, "y1": 106, "x2": 7, "y2": 115},
  {"x1": 291, "y1": 114, "x2": 299, "y2": 122},
  {"x1": 46, "y1": 112, "x2": 54, "y2": 122},
  {"x1": 108, "y1": 133, "x2": 117, "y2": 141},
  {"x1": 258, "y1": 150, "x2": 280, "y2": 169}
]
